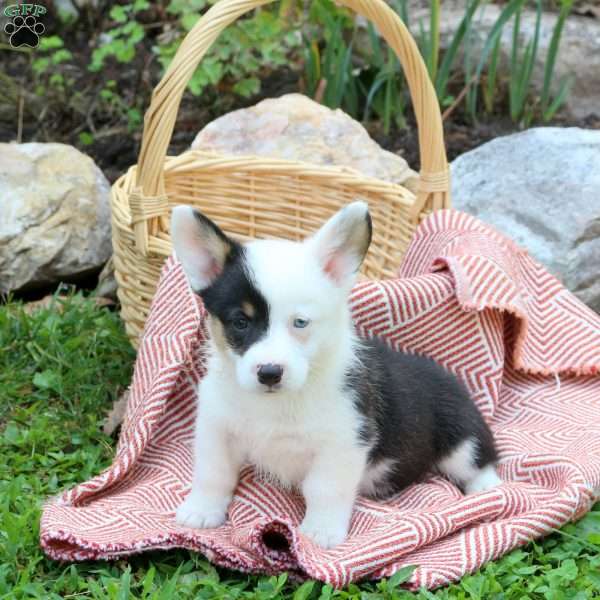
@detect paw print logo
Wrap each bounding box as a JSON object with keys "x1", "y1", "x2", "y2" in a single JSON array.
[{"x1": 4, "y1": 15, "x2": 45, "y2": 48}]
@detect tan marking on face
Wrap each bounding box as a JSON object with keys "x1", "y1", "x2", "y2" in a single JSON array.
[
  {"x1": 207, "y1": 316, "x2": 227, "y2": 353},
  {"x1": 241, "y1": 301, "x2": 255, "y2": 318}
]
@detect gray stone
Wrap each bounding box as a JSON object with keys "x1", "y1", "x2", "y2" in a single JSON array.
[
  {"x1": 191, "y1": 93, "x2": 419, "y2": 191},
  {"x1": 0, "y1": 143, "x2": 111, "y2": 293},
  {"x1": 95, "y1": 256, "x2": 118, "y2": 301},
  {"x1": 451, "y1": 127, "x2": 600, "y2": 312}
]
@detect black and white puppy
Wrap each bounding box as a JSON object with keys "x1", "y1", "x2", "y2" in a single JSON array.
[{"x1": 172, "y1": 202, "x2": 501, "y2": 548}]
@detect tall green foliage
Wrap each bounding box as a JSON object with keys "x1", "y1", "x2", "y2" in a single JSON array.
[
  {"x1": 473, "y1": 0, "x2": 574, "y2": 124},
  {"x1": 540, "y1": 0, "x2": 574, "y2": 122},
  {"x1": 88, "y1": 0, "x2": 299, "y2": 99}
]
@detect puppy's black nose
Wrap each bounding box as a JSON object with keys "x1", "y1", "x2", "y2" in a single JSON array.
[{"x1": 257, "y1": 364, "x2": 283, "y2": 386}]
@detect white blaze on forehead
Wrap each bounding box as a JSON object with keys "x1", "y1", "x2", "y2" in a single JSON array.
[
  {"x1": 244, "y1": 239, "x2": 339, "y2": 318},
  {"x1": 242, "y1": 202, "x2": 371, "y2": 312}
]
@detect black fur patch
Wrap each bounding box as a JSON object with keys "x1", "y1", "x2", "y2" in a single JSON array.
[
  {"x1": 360, "y1": 211, "x2": 373, "y2": 268},
  {"x1": 346, "y1": 337, "x2": 497, "y2": 498},
  {"x1": 199, "y1": 245, "x2": 270, "y2": 355},
  {"x1": 192, "y1": 210, "x2": 235, "y2": 265}
]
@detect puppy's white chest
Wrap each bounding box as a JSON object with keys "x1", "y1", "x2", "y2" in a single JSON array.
[
  {"x1": 201, "y1": 367, "x2": 363, "y2": 489},
  {"x1": 239, "y1": 423, "x2": 315, "y2": 487}
]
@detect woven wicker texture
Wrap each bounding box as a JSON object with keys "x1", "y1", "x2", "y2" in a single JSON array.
[{"x1": 111, "y1": 0, "x2": 450, "y2": 346}]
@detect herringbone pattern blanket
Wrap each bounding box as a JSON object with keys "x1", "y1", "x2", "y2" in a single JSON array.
[{"x1": 41, "y1": 210, "x2": 600, "y2": 589}]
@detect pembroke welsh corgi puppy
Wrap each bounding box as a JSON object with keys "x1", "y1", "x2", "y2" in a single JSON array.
[{"x1": 172, "y1": 202, "x2": 501, "y2": 548}]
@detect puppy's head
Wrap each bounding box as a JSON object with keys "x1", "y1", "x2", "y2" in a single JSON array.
[{"x1": 171, "y1": 202, "x2": 371, "y2": 394}]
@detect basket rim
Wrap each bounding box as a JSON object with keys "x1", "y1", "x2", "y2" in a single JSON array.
[
  {"x1": 113, "y1": 149, "x2": 418, "y2": 207},
  {"x1": 111, "y1": 149, "x2": 420, "y2": 258}
]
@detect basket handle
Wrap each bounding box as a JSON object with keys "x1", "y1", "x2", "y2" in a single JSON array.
[{"x1": 132, "y1": 0, "x2": 450, "y2": 254}]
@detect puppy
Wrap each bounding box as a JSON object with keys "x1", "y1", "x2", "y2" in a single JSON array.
[{"x1": 172, "y1": 202, "x2": 501, "y2": 548}]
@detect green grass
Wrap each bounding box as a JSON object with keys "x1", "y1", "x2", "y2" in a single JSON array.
[{"x1": 1, "y1": 294, "x2": 599, "y2": 599}]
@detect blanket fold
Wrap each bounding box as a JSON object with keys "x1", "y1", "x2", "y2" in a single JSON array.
[{"x1": 41, "y1": 210, "x2": 600, "y2": 590}]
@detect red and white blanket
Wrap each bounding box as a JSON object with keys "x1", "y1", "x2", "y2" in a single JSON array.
[{"x1": 41, "y1": 210, "x2": 600, "y2": 590}]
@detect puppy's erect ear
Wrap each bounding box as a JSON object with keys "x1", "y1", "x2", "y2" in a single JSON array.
[
  {"x1": 309, "y1": 201, "x2": 372, "y2": 286},
  {"x1": 170, "y1": 205, "x2": 237, "y2": 292}
]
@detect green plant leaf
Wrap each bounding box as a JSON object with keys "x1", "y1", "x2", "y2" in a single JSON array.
[
  {"x1": 541, "y1": 0, "x2": 573, "y2": 111},
  {"x1": 3, "y1": 422, "x2": 20, "y2": 444},
  {"x1": 388, "y1": 565, "x2": 417, "y2": 589},
  {"x1": 51, "y1": 49, "x2": 73, "y2": 64},
  {"x1": 233, "y1": 77, "x2": 260, "y2": 98},
  {"x1": 109, "y1": 5, "x2": 129, "y2": 23},
  {"x1": 367, "y1": 22, "x2": 383, "y2": 69},
  {"x1": 38, "y1": 35, "x2": 64, "y2": 51},
  {"x1": 32, "y1": 370, "x2": 61, "y2": 394},
  {"x1": 293, "y1": 581, "x2": 315, "y2": 600},
  {"x1": 304, "y1": 38, "x2": 321, "y2": 98},
  {"x1": 587, "y1": 533, "x2": 600, "y2": 545},
  {"x1": 435, "y1": 0, "x2": 481, "y2": 100},
  {"x1": 181, "y1": 14, "x2": 200, "y2": 31},
  {"x1": 363, "y1": 73, "x2": 388, "y2": 122},
  {"x1": 483, "y1": 34, "x2": 501, "y2": 114},
  {"x1": 468, "y1": 0, "x2": 526, "y2": 121},
  {"x1": 32, "y1": 57, "x2": 50, "y2": 75}
]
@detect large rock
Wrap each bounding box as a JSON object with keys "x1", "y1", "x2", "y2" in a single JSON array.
[
  {"x1": 451, "y1": 127, "x2": 600, "y2": 312},
  {"x1": 0, "y1": 143, "x2": 111, "y2": 293},
  {"x1": 192, "y1": 93, "x2": 419, "y2": 191}
]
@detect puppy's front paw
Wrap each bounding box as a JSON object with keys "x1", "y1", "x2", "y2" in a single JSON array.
[
  {"x1": 175, "y1": 493, "x2": 230, "y2": 529},
  {"x1": 299, "y1": 515, "x2": 348, "y2": 549}
]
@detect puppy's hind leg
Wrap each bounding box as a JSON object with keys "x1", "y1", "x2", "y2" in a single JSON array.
[{"x1": 437, "y1": 437, "x2": 502, "y2": 495}]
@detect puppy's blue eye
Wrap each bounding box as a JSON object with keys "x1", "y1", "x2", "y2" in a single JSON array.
[
  {"x1": 233, "y1": 316, "x2": 249, "y2": 330},
  {"x1": 293, "y1": 317, "x2": 310, "y2": 329}
]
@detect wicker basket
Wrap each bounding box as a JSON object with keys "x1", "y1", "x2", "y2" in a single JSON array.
[{"x1": 111, "y1": 0, "x2": 451, "y2": 347}]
